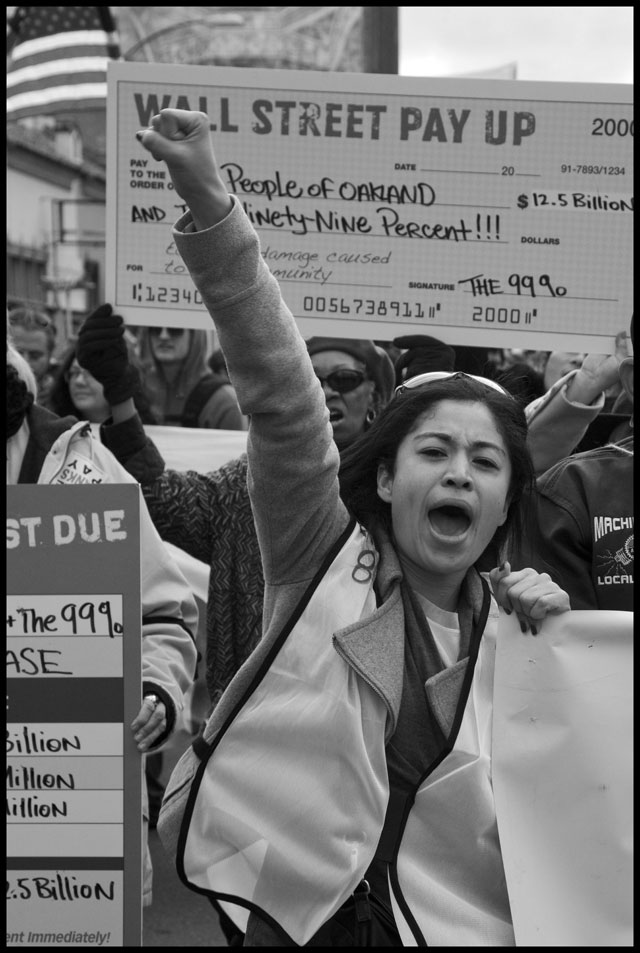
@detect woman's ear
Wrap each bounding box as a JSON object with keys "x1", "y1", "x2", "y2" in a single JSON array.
[
  {"x1": 362, "y1": 379, "x2": 376, "y2": 409},
  {"x1": 377, "y1": 462, "x2": 393, "y2": 503}
]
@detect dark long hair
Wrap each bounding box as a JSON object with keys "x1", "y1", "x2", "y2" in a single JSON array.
[{"x1": 339, "y1": 374, "x2": 534, "y2": 563}]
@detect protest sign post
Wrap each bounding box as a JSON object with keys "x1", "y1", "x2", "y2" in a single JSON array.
[
  {"x1": 106, "y1": 63, "x2": 632, "y2": 351},
  {"x1": 6, "y1": 484, "x2": 142, "y2": 948}
]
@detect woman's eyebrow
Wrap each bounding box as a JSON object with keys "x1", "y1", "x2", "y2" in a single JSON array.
[{"x1": 413, "y1": 431, "x2": 507, "y2": 455}]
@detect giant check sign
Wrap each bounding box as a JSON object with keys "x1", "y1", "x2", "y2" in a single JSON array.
[{"x1": 106, "y1": 63, "x2": 633, "y2": 350}]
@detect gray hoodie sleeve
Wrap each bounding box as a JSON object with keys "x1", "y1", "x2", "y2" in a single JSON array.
[{"x1": 173, "y1": 197, "x2": 350, "y2": 588}]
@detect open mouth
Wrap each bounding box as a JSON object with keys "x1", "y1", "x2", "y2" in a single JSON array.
[
  {"x1": 428, "y1": 504, "x2": 472, "y2": 537},
  {"x1": 328, "y1": 408, "x2": 344, "y2": 422}
]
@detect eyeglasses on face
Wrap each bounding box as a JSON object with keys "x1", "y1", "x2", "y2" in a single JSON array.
[
  {"x1": 64, "y1": 365, "x2": 90, "y2": 383},
  {"x1": 315, "y1": 369, "x2": 368, "y2": 394},
  {"x1": 395, "y1": 370, "x2": 512, "y2": 398},
  {"x1": 149, "y1": 326, "x2": 187, "y2": 338}
]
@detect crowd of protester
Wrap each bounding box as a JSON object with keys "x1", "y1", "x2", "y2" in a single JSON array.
[
  {"x1": 6, "y1": 109, "x2": 632, "y2": 948},
  {"x1": 128, "y1": 108, "x2": 632, "y2": 946}
]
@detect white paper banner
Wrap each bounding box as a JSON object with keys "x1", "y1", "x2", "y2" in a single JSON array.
[
  {"x1": 493, "y1": 610, "x2": 633, "y2": 947},
  {"x1": 143, "y1": 425, "x2": 247, "y2": 474}
]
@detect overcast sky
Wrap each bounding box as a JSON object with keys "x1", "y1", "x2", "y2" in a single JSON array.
[{"x1": 399, "y1": 7, "x2": 633, "y2": 85}]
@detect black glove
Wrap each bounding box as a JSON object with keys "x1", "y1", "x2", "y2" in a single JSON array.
[
  {"x1": 76, "y1": 304, "x2": 140, "y2": 405},
  {"x1": 392, "y1": 334, "x2": 456, "y2": 385}
]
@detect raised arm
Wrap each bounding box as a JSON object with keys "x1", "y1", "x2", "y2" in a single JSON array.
[
  {"x1": 137, "y1": 110, "x2": 233, "y2": 230},
  {"x1": 136, "y1": 109, "x2": 349, "y2": 585},
  {"x1": 525, "y1": 348, "x2": 625, "y2": 474}
]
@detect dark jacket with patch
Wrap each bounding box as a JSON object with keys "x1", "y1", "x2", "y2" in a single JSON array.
[{"x1": 520, "y1": 436, "x2": 633, "y2": 610}]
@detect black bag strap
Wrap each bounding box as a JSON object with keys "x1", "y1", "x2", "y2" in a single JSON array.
[
  {"x1": 374, "y1": 785, "x2": 414, "y2": 864},
  {"x1": 353, "y1": 879, "x2": 373, "y2": 945}
]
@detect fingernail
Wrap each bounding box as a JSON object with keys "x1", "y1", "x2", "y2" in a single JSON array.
[
  {"x1": 498, "y1": 562, "x2": 506, "y2": 572},
  {"x1": 504, "y1": 607, "x2": 512, "y2": 615},
  {"x1": 520, "y1": 621, "x2": 528, "y2": 634},
  {"x1": 531, "y1": 625, "x2": 538, "y2": 636}
]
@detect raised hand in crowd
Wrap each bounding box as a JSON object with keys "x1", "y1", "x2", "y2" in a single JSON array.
[
  {"x1": 137, "y1": 110, "x2": 232, "y2": 229},
  {"x1": 560, "y1": 347, "x2": 628, "y2": 408},
  {"x1": 75, "y1": 303, "x2": 141, "y2": 422},
  {"x1": 524, "y1": 334, "x2": 633, "y2": 474}
]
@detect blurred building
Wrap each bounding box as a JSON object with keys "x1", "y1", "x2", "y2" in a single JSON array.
[
  {"x1": 6, "y1": 121, "x2": 106, "y2": 342},
  {"x1": 115, "y1": 7, "x2": 397, "y2": 73}
]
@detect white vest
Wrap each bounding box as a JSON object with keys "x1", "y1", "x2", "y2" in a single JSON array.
[{"x1": 180, "y1": 523, "x2": 512, "y2": 945}]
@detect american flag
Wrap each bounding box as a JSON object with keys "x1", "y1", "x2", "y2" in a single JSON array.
[{"x1": 7, "y1": 7, "x2": 121, "y2": 121}]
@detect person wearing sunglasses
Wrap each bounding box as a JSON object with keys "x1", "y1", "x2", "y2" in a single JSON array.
[
  {"x1": 306, "y1": 337, "x2": 395, "y2": 450},
  {"x1": 131, "y1": 108, "x2": 574, "y2": 947},
  {"x1": 136, "y1": 323, "x2": 246, "y2": 430}
]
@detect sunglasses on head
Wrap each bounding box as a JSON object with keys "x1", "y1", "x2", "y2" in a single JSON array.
[
  {"x1": 149, "y1": 326, "x2": 187, "y2": 338},
  {"x1": 315, "y1": 369, "x2": 368, "y2": 394},
  {"x1": 395, "y1": 370, "x2": 512, "y2": 398}
]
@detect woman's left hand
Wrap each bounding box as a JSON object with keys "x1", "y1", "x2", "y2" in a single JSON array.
[
  {"x1": 489, "y1": 561, "x2": 571, "y2": 635},
  {"x1": 131, "y1": 695, "x2": 167, "y2": 752}
]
